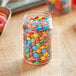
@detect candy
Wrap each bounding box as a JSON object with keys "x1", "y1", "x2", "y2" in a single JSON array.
[
  {"x1": 40, "y1": 46, "x2": 45, "y2": 49},
  {"x1": 36, "y1": 43, "x2": 41, "y2": 47},
  {"x1": 23, "y1": 16, "x2": 52, "y2": 65},
  {"x1": 36, "y1": 49, "x2": 41, "y2": 53},
  {"x1": 32, "y1": 46, "x2": 37, "y2": 50},
  {"x1": 33, "y1": 50, "x2": 36, "y2": 53},
  {"x1": 41, "y1": 56, "x2": 46, "y2": 60},
  {"x1": 33, "y1": 53, "x2": 39, "y2": 58},
  {"x1": 31, "y1": 42, "x2": 36, "y2": 46},
  {"x1": 27, "y1": 37, "x2": 31, "y2": 40},
  {"x1": 26, "y1": 58, "x2": 32, "y2": 62},
  {"x1": 44, "y1": 52, "x2": 48, "y2": 56},
  {"x1": 48, "y1": 0, "x2": 71, "y2": 15},
  {"x1": 26, "y1": 53, "x2": 30, "y2": 58},
  {"x1": 34, "y1": 33, "x2": 38, "y2": 38},
  {"x1": 42, "y1": 49, "x2": 46, "y2": 53},
  {"x1": 34, "y1": 61, "x2": 39, "y2": 64},
  {"x1": 25, "y1": 28, "x2": 30, "y2": 33},
  {"x1": 31, "y1": 38, "x2": 35, "y2": 42},
  {"x1": 26, "y1": 48, "x2": 30, "y2": 52},
  {"x1": 37, "y1": 26, "x2": 42, "y2": 30}
]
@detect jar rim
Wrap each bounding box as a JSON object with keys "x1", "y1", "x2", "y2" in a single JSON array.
[{"x1": 24, "y1": 11, "x2": 52, "y2": 21}]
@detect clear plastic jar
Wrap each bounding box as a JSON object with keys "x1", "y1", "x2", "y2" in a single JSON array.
[
  {"x1": 48, "y1": 0, "x2": 71, "y2": 15},
  {"x1": 23, "y1": 11, "x2": 53, "y2": 65}
]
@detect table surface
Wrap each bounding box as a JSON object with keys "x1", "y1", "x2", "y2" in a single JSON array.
[{"x1": 0, "y1": 4, "x2": 76, "y2": 76}]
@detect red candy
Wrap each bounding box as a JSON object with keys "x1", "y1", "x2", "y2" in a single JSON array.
[
  {"x1": 35, "y1": 16, "x2": 39, "y2": 19},
  {"x1": 29, "y1": 52, "x2": 33, "y2": 56},
  {"x1": 31, "y1": 42, "x2": 36, "y2": 46}
]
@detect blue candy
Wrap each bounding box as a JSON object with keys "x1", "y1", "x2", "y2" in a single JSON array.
[
  {"x1": 37, "y1": 26, "x2": 42, "y2": 30},
  {"x1": 26, "y1": 48, "x2": 30, "y2": 52},
  {"x1": 62, "y1": 0, "x2": 67, "y2": 5},
  {"x1": 43, "y1": 26, "x2": 49, "y2": 30},
  {"x1": 42, "y1": 49, "x2": 46, "y2": 53},
  {"x1": 27, "y1": 40, "x2": 32, "y2": 44},
  {"x1": 32, "y1": 46, "x2": 37, "y2": 50},
  {"x1": 33, "y1": 53, "x2": 39, "y2": 58},
  {"x1": 45, "y1": 17, "x2": 49, "y2": 20},
  {"x1": 26, "y1": 43, "x2": 30, "y2": 48},
  {"x1": 35, "y1": 22, "x2": 40, "y2": 26},
  {"x1": 25, "y1": 28, "x2": 30, "y2": 33}
]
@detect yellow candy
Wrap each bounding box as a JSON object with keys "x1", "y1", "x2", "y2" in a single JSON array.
[
  {"x1": 37, "y1": 17, "x2": 42, "y2": 20},
  {"x1": 48, "y1": 0, "x2": 56, "y2": 3},
  {"x1": 33, "y1": 33, "x2": 38, "y2": 38},
  {"x1": 41, "y1": 56, "x2": 46, "y2": 60},
  {"x1": 42, "y1": 32, "x2": 45, "y2": 33},
  {"x1": 44, "y1": 52, "x2": 48, "y2": 56},
  {"x1": 40, "y1": 46, "x2": 45, "y2": 49},
  {"x1": 45, "y1": 43, "x2": 49, "y2": 46},
  {"x1": 27, "y1": 37, "x2": 31, "y2": 40}
]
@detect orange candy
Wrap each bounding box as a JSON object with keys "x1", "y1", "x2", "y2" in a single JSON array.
[
  {"x1": 28, "y1": 24, "x2": 31, "y2": 28},
  {"x1": 26, "y1": 58, "x2": 32, "y2": 62},
  {"x1": 27, "y1": 33, "x2": 31, "y2": 37},
  {"x1": 31, "y1": 34, "x2": 34, "y2": 38},
  {"x1": 42, "y1": 33, "x2": 47, "y2": 37},
  {"x1": 45, "y1": 45, "x2": 49, "y2": 48},
  {"x1": 40, "y1": 37, "x2": 44, "y2": 40},
  {"x1": 36, "y1": 49, "x2": 41, "y2": 53}
]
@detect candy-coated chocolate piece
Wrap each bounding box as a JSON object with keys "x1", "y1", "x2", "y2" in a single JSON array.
[
  {"x1": 26, "y1": 53, "x2": 30, "y2": 58},
  {"x1": 42, "y1": 49, "x2": 46, "y2": 53},
  {"x1": 33, "y1": 33, "x2": 38, "y2": 38},
  {"x1": 32, "y1": 46, "x2": 37, "y2": 50},
  {"x1": 36, "y1": 49, "x2": 41, "y2": 53},
  {"x1": 41, "y1": 56, "x2": 46, "y2": 60},
  {"x1": 31, "y1": 42, "x2": 36, "y2": 46},
  {"x1": 44, "y1": 52, "x2": 48, "y2": 56},
  {"x1": 25, "y1": 28, "x2": 30, "y2": 33},
  {"x1": 27, "y1": 37, "x2": 31, "y2": 40},
  {"x1": 34, "y1": 61, "x2": 39, "y2": 64},
  {"x1": 37, "y1": 26, "x2": 42, "y2": 30},
  {"x1": 26, "y1": 48, "x2": 30, "y2": 52},
  {"x1": 33, "y1": 53, "x2": 39, "y2": 58},
  {"x1": 36, "y1": 43, "x2": 41, "y2": 47},
  {"x1": 31, "y1": 38, "x2": 35, "y2": 42}
]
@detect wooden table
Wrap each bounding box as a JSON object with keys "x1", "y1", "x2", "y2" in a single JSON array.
[{"x1": 0, "y1": 5, "x2": 76, "y2": 76}]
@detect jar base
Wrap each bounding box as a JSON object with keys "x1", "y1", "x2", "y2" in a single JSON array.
[{"x1": 24, "y1": 59, "x2": 52, "y2": 65}]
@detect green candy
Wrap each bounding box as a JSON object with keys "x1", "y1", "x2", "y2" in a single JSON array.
[
  {"x1": 26, "y1": 53, "x2": 30, "y2": 58},
  {"x1": 40, "y1": 40, "x2": 44, "y2": 42},
  {"x1": 30, "y1": 23, "x2": 33, "y2": 25},
  {"x1": 31, "y1": 38, "x2": 35, "y2": 42},
  {"x1": 47, "y1": 56, "x2": 52, "y2": 61},
  {"x1": 34, "y1": 61, "x2": 39, "y2": 64},
  {"x1": 36, "y1": 43, "x2": 41, "y2": 47},
  {"x1": 24, "y1": 50, "x2": 27, "y2": 54},
  {"x1": 25, "y1": 33, "x2": 27, "y2": 36},
  {"x1": 33, "y1": 50, "x2": 36, "y2": 53}
]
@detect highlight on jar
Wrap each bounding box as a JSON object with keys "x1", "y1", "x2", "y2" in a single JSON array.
[
  {"x1": 48, "y1": 0, "x2": 72, "y2": 15},
  {"x1": 23, "y1": 11, "x2": 53, "y2": 65}
]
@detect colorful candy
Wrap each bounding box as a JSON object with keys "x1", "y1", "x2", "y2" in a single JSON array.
[
  {"x1": 23, "y1": 15, "x2": 53, "y2": 65},
  {"x1": 48, "y1": 0, "x2": 71, "y2": 15}
]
